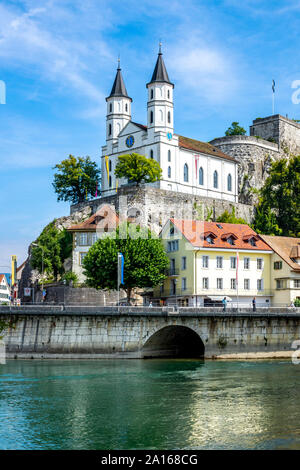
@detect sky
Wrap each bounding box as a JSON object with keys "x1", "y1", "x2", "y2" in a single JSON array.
[{"x1": 1, "y1": 0, "x2": 300, "y2": 269}]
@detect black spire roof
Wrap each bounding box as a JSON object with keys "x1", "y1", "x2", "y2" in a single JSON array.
[
  {"x1": 106, "y1": 61, "x2": 132, "y2": 101},
  {"x1": 147, "y1": 45, "x2": 174, "y2": 88}
]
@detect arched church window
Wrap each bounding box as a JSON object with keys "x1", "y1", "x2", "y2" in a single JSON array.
[
  {"x1": 199, "y1": 167, "x2": 204, "y2": 185},
  {"x1": 109, "y1": 160, "x2": 112, "y2": 171},
  {"x1": 168, "y1": 150, "x2": 171, "y2": 162},
  {"x1": 227, "y1": 173, "x2": 232, "y2": 191},
  {"x1": 168, "y1": 111, "x2": 171, "y2": 124},
  {"x1": 168, "y1": 166, "x2": 171, "y2": 178},
  {"x1": 167, "y1": 90, "x2": 170, "y2": 99},
  {"x1": 150, "y1": 150, "x2": 154, "y2": 159},
  {"x1": 109, "y1": 103, "x2": 112, "y2": 112},
  {"x1": 109, "y1": 124, "x2": 112, "y2": 136},
  {"x1": 125, "y1": 103, "x2": 128, "y2": 112},
  {"x1": 184, "y1": 163, "x2": 189, "y2": 182},
  {"x1": 150, "y1": 111, "x2": 153, "y2": 124},
  {"x1": 151, "y1": 89, "x2": 154, "y2": 99},
  {"x1": 213, "y1": 170, "x2": 218, "y2": 189},
  {"x1": 109, "y1": 175, "x2": 112, "y2": 187}
]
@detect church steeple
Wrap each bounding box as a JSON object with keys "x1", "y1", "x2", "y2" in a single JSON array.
[
  {"x1": 106, "y1": 59, "x2": 132, "y2": 101},
  {"x1": 147, "y1": 43, "x2": 174, "y2": 87},
  {"x1": 105, "y1": 59, "x2": 132, "y2": 142}
]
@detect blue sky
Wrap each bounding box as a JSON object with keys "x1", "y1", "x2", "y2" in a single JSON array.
[{"x1": 1, "y1": 0, "x2": 300, "y2": 268}]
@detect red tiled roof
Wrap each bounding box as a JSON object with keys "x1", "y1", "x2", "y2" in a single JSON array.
[
  {"x1": 177, "y1": 135, "x2": 237, "y2": 162},
  {"x1": 68, "y1": 205, "x2": 119, "y2": 232},
  {"x1": 260, "y1": 235, "x2": 300, "y2": 272},
  {"x1": 170, "y1": 219, "x2": 273, "y2": 251}
]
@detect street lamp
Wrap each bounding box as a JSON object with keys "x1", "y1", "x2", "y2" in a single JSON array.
[{"x1": 32, "y1": 243, "x2": 45, "y2": 300}]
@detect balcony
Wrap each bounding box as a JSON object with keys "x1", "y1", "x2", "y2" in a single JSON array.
[{"x1": 165, "y1": 268, "x2": 180, "y2": 277}]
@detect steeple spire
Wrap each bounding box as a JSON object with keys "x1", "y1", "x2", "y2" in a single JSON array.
[
  {"x1": 106, "y1": 59, "x2": 132, "y2": 101},
  {"x1": 147, "y1": 43, "x2": 173, "y2": 87}
]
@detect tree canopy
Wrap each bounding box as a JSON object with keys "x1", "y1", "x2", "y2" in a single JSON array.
[
  {"x1": 53, "y1": 155, "x2": 101, "y2": 204},
  {"x1": 114, "y1": 153, "x2": 162, "y2": 185},
  {"x1": 216, "y1": 207, "x2": 247, "y2": 225},
  {"x1": 225, "y1": 122, "x2": 246, "y2": 136},
  {"x1": 83, "y1": 223, "x2": 168, "y2": 302},
  {"x1": 253, "y1": 155, "x2": 300, "y2": 237},
  {"x1": 31, "y1": 221, "x2": 73, "y2": 281}
]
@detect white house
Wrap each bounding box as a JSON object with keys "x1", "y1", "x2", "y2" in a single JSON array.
[
  {"x1": 101, "y1": 48, "x2": 238, "y2": 202},
  {"x1": 0, "y1": 274, "x2": 10, "y2": 304}
]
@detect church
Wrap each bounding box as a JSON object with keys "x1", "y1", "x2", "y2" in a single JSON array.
[{"x1": 101, "y1": 46, "x2": 238, "y2": 202}]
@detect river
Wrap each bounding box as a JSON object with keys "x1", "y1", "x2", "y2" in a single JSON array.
[{"x1": 0, "y1": 359, "x2": 300, "y2": 450}]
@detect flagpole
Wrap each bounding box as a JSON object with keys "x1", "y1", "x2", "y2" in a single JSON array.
[
  {"x1": 272, "y1": 79, "x2": 275, "y2": 115},
  {"x1": 236, "y1": 251, "x2": 239, "y2": 311}
]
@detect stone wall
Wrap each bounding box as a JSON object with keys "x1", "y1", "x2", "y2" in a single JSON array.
[
  {"x1": 71, "y1": 185, "x2": 254, "y2": 234},
  {"x1": 1, "y1": 307, "x2": 300, "y2": 359}
]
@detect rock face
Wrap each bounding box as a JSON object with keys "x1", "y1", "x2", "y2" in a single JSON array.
[
  {"x1": 19, "y1": 206, "x2": 92, "y2": 296},
  {"x1": 211, "y1": 114, "x2": 300, "y2": 204}
]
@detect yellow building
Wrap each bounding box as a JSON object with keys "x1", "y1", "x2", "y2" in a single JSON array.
[
  {"x1": 154, "y1": 219, "x2": 273, "y2": 307},
  {"x1": 260, "y1": 235, "x2": 300, "y2": 306}
]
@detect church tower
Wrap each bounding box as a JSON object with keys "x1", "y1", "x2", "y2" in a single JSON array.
[
  {"x1": 106, "y1": 60, "x2": 132, "y2": 143},
  {"x1": 146, "y1": 44, "x2": 174, "y2": 134}
]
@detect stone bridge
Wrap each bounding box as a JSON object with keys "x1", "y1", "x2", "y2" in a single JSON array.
[{"x1": 1, "y1": 306, "x2": 300, "y2": 359}]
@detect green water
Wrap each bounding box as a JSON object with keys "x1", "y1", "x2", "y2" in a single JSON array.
[{"x1": 0, "y1": 359, "x2": 300, "y2": 450}]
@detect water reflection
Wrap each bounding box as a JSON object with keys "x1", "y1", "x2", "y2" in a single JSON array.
[{"x1": 0, "y1": 359, "x2": 300, "y2": 449}]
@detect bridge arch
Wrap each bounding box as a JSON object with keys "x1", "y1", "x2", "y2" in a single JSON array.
[{"x1": 141, "y1": 325, "x2": 205, "y2": 359}]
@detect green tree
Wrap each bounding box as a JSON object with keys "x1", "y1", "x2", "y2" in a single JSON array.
[
  {"x1": 114, "y1": 153, "x2": 162, "y2": 186},
  {"x1": 253, "y1": 156, "x2": 300, "y2": 236},
  {"x1": 225, "y1": 122, "x2": 246, "y2": 136},
  {"x1": 217, "y1": 207, "x2": 247, "y2": 225},
  {"x1": 31, "y1": 222, "x2": 73, "y2": 281},
  {"x1": 83, "y1": 223, "x2": 168, "y2": 303},
  {"x1": 53, "y1": 155, "x2": 101, "y2": 204}
]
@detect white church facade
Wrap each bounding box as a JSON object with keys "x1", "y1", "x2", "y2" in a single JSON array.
[{"x1": 101, "y1": 48, "x2": 238, "y2": 202}]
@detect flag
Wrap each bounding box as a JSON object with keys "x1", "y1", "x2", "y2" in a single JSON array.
[
  {"x1": 194, "y1": 154, "x2": 199, "y2": 174},
  {"x1": 105, "y1": 155, "x2": 110, "y2": 182},
  {"x1": 236, "y1": 251, "x2": 239, "y2": 286},
  {"x1": 272, "y1": 79, "x2": 275, "y2": 93}
]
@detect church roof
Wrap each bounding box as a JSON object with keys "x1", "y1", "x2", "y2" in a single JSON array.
[
  {"x1": 177, "y1": 135, "x2": 238, "y2": 162},
  {"x1": 106, "y1": 66, "x2": 132, "y2": 102},
  {"x1": 147, "y1": 51, "x2": 174, "y2": 87}
]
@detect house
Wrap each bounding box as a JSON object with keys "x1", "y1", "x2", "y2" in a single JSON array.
[
  {"x1": 260, "y1": 235, "x2": 300, "y2": 306},
  {"x1": 68, "y1": 205, "x2": 119, "y2": 282},
  {"x1": 101, "y1": 48, "x2": 238, "y2": 202},
  {"x1": 0, "y1": 274, "x2": 11, "y2": 304},
  {"x1": 154, "y1": 219, "x2": 273, "y2": 306}
]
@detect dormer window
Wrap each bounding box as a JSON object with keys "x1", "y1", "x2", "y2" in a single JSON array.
[
  {"x1": 221, "y1": 233, "x2": 238, "y2": 245},
  {"x1": 243, "y1": 234, "x2": 259, "y2": 247},
  {"x1": 202, "y1": 231, "x2": 217, "y2": 244}
]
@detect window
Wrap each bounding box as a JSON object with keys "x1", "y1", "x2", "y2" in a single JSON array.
[
  {"x1": 79, "y1": 252, "x2": 87, "y2": 265},
  {"x1": 167, "y1": 90, "x2": 170, "y2": 99},
  {"x1": 109, "y1": 103, "x2": 112, "y2": 112},
  {"x1": 109, "y1": 160, "x2": 112, "y2": 171},
  {"x1": 216, "y1": 256, "x2": 223, "y2": 269},
  {"x1": 169, "y1": 226, "x2": 174, "y2": 236},
  {"x1": 151, "y1": 89, "x2": 154, "y2": 99},
  {"x1": 276, "y1": 280, "x2": 285, "y2": 289},
  {"x1": 244, "y1": 279, "x2": 250, "y2": 290},
  {"x1": 294, "y1": 280, "x2": 300, "y2": 288},
  {"x1": 167, "y1": 240, "x2": 179, "y2": 252},
  {"x1": 257, "y1": 258, "x2": 263, "y2": 270},
  {"x1": 227, "y1": 236, "x2": 235, "y2": 246},
  {"x1": 170, "y1": 258, "x2": 176, "y2": 274},
  {"x1": 150, "y1": 149, "x2": 154, "y2": 159},
  {"x1": 206, "y1": 236, "x2": 214, "y2": 244},
  {"x1": 244, "y1": 257, "x2": 250, "y2": 269},
  {"x1": 227, "y1": 173, "x2": 232, "y2": 191},
  {"x1": 182, "y1": 278, "x2": 187, "y2": 291},
  {"x1": 168, "y1": 111, "x2": 171, "y2": 123},
  {"x1": 168, "y1": 150, "x2": 171, "y2": 162},
  {"x1": 109, "y1": 175, "x2": 112, "y2": 187},
  {"x1": 150, "y1": 111, "x2": 153, "y2": 123},
  {"x1": 231, "y1": 279, "x2": 236, "y2": 290},
  {"x1": 217, "y1": 278, "x2": 223, "y2": 290},
  {"x1": 274, "y1": 261, "x2": 282, "y2": 270},
  {"x1": 79, "y1": 233, "x2": 88, "y2": 246},
  {"x1": 91, "y1": 233, "x2": 97, "y2": 244},
  {"x1": 199, "y1": 167, "x2": 204, "y2": 185},
  {"x1": 230, "y1": 257, "x2": 237, "y2": 269},
  {"x1": 171, "y1": 279, "x2": 176, "y2": 295},
  {"x1": 257, "y1": 279, "x2": 264, "y2": 291},
  {"x1": 213, "y1": 170, "x2": 218, "y2": 188},
  {"x1": 125, "y1": 103, "x2": 128, "y2": 112},
  {"x1": 202, "y1": 256, "x2": 209, "y2": 268},
  {"x1": 184, "y1": 163, "x2": 189, "y2": 182},
  {"x1": 168, "y1": 166, "x2": 171, "y2": 178},
  {"x1": 109, "y1": 123, "x2": 112, "y2": 136},
  {"x1": 181, "y1": 257, "x2": 187, "y2": 270},
  {"x1": 203, "y1": 278, "x2": 209, "y2": 289}
]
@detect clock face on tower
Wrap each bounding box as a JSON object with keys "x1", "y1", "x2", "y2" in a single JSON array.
[{"x1": 126, "y1": 135, "x2": 134, "y2": 148}]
